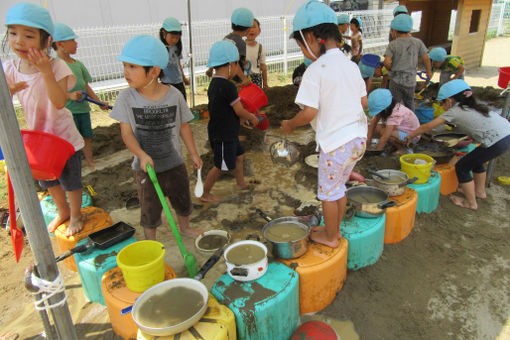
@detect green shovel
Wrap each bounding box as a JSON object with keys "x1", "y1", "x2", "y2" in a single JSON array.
[{"x1": 146, "y1": 163, "x2": 199, "y2": 278}]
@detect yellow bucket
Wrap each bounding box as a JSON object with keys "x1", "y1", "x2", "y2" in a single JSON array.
[
  {"x1": 400, "y1": 153, "x2": 435, "y2": 184},
  {"x1": 116, "y1": 240, "x2": 166, "y2": 293}
]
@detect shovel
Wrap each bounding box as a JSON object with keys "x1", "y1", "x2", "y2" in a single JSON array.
[
  {"x1": 146, "y1": 164, "x2": 199, "y2": 278},
  {"x1": 76, "y1": 91, "x2": 113, "y2": 109},
  {"x1": 6, "y1": 170, "x2": 24, "y2": 262},
  {"x1": 444, "y1": 136, "x2": 469, "y2": 148}
]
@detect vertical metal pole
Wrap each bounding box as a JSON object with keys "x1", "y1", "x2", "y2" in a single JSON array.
[
  {"x1": 187, "y1": 0, "x2": 195, "y2": 108},
  {"x1": 0, "y1": 57, "x2": 77, "y2": 339},
  {"x1": 497, "y1": 3, "x2": 504, "y2": 36},
  {"x1": 283, "y1": 16, "x2": 288, "y2": 76}
]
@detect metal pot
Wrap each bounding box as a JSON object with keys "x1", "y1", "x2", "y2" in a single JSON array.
[
  {"x1": 224, "y1": 240, "x2": 268, "y2": 282},
  {"x1": 370, "y1": 169, "x2": 417, "y2": 197},
  {"x1": 256, "y1": 209, "x2": 310, "y2": 259},
  {"x1": 269, "y1": 138, "x2": 301, "y2": 167},
  {"x1": 346, "y1": 186, "x2": 396, "y2": 218}
]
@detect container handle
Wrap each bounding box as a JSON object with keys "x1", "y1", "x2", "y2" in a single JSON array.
[
  {"x1": 400, "y1": 177, "x2": 418, "y2": 187},
  {"x1": 230, "y1": 267, "x2": 249, "y2": 277},
  {"x1": 378, "y1": 200, "x2": 397, "y2": 209},
  {"x1": 255, "y1": 208, "x2": 272, "y2": 222}
]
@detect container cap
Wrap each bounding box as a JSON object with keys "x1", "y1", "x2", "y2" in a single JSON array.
[
  {"x1": 53, "y1": 23, "x2": 78, "y2": 42},
  {"x1": 162, "y1": 17, "x2": 181, "y2": 32},
  {"x1": 291, "y1": 0, "x2": 337, "y2": 38},
  {"x1": 390, "y1": 14, "x2": 413, "y2": 32},
  {"x1": 368, "y1": 89, "x2": 392, "y2": 117},
  {"x1": 207, "y1": 40, "x2": 239, "y2": 67},
  {"x1": 118, "y1": 35, "x2": 168, "y2": 69},
  {"x1": 231, "y1": 8, "x2": 254, "y2": 27},
  {"x1": 6, "y1": 2, "x2": 54, "y2": 36}
]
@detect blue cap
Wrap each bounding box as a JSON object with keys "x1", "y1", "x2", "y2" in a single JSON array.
[
  {"x1": 353, "y1": 17, "x2": 363, "y2": 28},
  {"x1": 429, "y1": 47, "x2": 447, "y2": 62},
  {"x1": 437, "y1": 79, "x2": 471, "y2": 100},
  {"x1": 292, "y1": 0, "x2": 337, "y2": 36},
  {"x1": 303, "y1": 57, "x2": 313, "y2": 66},
  {"x1": 359, "y1": 62, "x2": 375, "y2": 79},
  {"x1": 368, "y1": 89, "x2": 392, "y2": 117},
  {"x1": 337, "y1": 13, "x2": 350, "y2": 25},
  {"x1": 6, "y1": 2, "x2": 54, "y2": 36},
  {"x1": 118, "y1": 35, "x2": 168, "y2": 69},
  {"x1": 393, "y1": 5, "x2": 408, "y2": 16},
  {"x1": 231, "y1": 8, "x2": 254, "y2": 27},
  {"x1": 162, "y1": 17, "x2": 181, "y2": 32},
  {"x1": 53, "y1": 23, "x2": 78, "y2": 42},
  {"x1": 390, "y1": 14, "x2": 413, "y2": 32},
  {"x1": 207, "y1": 40, "x2": 239, "y2": 68}
]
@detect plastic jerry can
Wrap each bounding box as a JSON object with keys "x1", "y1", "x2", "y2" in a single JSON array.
[
  {"x1": 384, "y1": 188, "x2": 418, "y2": 244},
  {"x1": 54, "y1": 206, "x2": 113, "y2": 271},
  {"x1": 41, "y1": 190, "x2": 92, "y2": 227},
  {"x1": 435, "y1": 163, "x2": 459, "y2": 195},
  {"x1": 75, "y1": 236, "x2": 137, "y2": 305},
  {"x1": 212, "y1": 261, "x2": 299, "y2": 340},
  {"x1": 408, "y1": 171, "x2": 441, "y2": 213},
  {"x1": 137, "y1": 294, "x2": 236, "y2": 340}
]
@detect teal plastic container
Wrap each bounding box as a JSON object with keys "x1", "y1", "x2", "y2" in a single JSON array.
[
  {"x1": 340, "y1": 214, "x2": 385, "y2": 270},
  {"x1": 212, "y1": 261, "x2": 299, "y2": 340},
  {"x1": 75, "y1": 236, "x2": 137, "y2": 305},
  {"x1": 408, "y1": 171, "x2": 441, "y2": 213},
  {"x1": 41, "y1": 191, "x2": 93, "y2": 227}
]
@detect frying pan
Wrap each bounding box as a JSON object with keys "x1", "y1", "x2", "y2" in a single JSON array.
[
  {"x1": 55, "y1": 222, "x2": 135, "y2": 262},
  {"x1": 413, "y1": 143, "x2": 456, "y2": 164},
  {"x1": 432, "y1": 133, "x2": 473, "y2": 149}
]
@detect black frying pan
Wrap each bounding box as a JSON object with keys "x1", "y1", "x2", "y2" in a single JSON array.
[{"x1": 55, "y1": 222, "x2": 135, "y2": 262}]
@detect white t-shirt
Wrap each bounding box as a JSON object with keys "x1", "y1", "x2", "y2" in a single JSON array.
[
  {"x1": 295, "y1": 48, "x2": 367, "y2": 153},
  {"x1": 246, "y1": 42, "x2": 266, "y2": 74}
]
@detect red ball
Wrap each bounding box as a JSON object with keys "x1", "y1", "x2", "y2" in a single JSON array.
[{"x1": 291, "y1": 321, "x2": 337, "y2": 340}]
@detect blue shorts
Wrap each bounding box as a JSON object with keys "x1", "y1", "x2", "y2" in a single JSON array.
[
  {"x1": 398, "y1": 130, "x2": 419, "y2": 143},
  {"x1": 38, "y1": 151, "x2": 82, "y2": 191},
  {"x1": 210, "y1": 140, "x2": 244, "y2": 171}
]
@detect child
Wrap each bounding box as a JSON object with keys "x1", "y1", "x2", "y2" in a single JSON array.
[
  {"x1": 366, "y1": 88, "x2": 420, "y2": 150},
  {"x1": 384, "y1": 14, "x2": 432, "y2": 113},
  {"x1": 282, "y1": 0, "x2": 368, "y2": 248},
  {"x1": 4, "y1": 3, "x2": 84, "y2": 236},
  {"x1": 428, "y1": 47, "x2": 465, "y2": 85},
  {"x1": 159, "y1": 17, "x2": 190, "y2": 99},
  {"x1": 389, "y1": 5, "x2": 408, "y2": 42},
  {"x1": 358, "y1": 54, "x2": 389, "y2": 93},
  {"x1": 345, "y1": 17, "x2": 362, "y2": 62},
  {"x1": 406, "y1": 80, "x2": 510, "y2": 210},
  {"x1": 52, "y1": 22, "x2": 109, "y2": 167},
  {"x1": 336, "y1": 13, "x2": 351, "y2": 55},
  {"x1": 200, "y1": 41, "x2": 259, "y2": 202},
  {"x1": 245, "y1": 19, "x2": 268, "y2": 90},
  {"x1": 110, "y1": 35, "x2": 203, "y2": 239}
]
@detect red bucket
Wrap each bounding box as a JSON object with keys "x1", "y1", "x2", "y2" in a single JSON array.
[
  {"x1": 498, "y1": 67, "x2": 510, "y2": 89},
  {"x1": 255, "y1": 113, "x2": 269, "y2": 130},
  {"x1": 239, "y1": 84, "x2": 268, "y2": 113},
  {"x1": 21, "y1": 130, "x2": 75, "y2": 180}
]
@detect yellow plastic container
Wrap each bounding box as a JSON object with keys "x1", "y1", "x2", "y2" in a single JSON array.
[
  {"x1": 498, "y1": 176, "x2": 510, "y2": 185},
  {"x1": 433, "y1": 102, "x2": 445, "y2": 118},
  {"x1": 400, "y1": 153, "x2": 435, "y2": 184},
  {"x1": 116, "y1": 240, "x2": 166, "y2": 292}
]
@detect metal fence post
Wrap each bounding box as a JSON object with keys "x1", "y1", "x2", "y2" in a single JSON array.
[
  {"x1": 187, "y1": 0, "x2": 195, "y2": 107},
  {"x1": 283, "y1": 16, "x2": 288, "y2": 76},
  {"x1": 497, "y1": 3, "x2": 505, "y2": 36}
]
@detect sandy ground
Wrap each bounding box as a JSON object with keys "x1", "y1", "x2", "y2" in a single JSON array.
[{"x1": 1, "y1": 37, "x2": 510, "y2": 340}]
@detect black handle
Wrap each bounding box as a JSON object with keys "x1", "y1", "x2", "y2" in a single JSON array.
[
  {"x1": 246, "y1": 234, "x2": 261, "y2": 241},
  {"x1": 255, "y1": 208, "x2": 272, "y2": 222},
  {"x1": 230, "y1": 267, "x2": 249, "y2": 277},
  {"x1": 378, "y1": 200, "x2": 397, "y2": 209},
  {"x1": 194, "y1": 248, "x2": 223, "y2": 280},
  {"x1": 55, "y1": 240, "x2": 93, "y2": 262},
  {"x1": 400, "y1": 177, "x2": 418, "y2": 187}
]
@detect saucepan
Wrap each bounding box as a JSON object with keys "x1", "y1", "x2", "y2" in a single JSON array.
[
  {"x1": 224, "y1": 239, "x2": 268, "y2": 282},
  {"x1": 346, "y1": 186, "x2": 396, "y2": 218},
  {"x1": 368, "y1": 169, "x2": 417, "y2": 197}
]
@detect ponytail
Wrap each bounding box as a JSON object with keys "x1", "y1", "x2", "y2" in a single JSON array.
[{"x1": 451, "y1": 91, "x2": 489, "y2": 117}]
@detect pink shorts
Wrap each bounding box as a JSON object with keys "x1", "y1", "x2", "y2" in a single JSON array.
[{"x1": 318, "y1": 138, "x2": 366, "y2": 201}]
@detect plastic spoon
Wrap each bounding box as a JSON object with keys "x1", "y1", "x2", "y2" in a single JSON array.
[{"x1": 194, "y1": 168, "x2": 204, "y2": 198}]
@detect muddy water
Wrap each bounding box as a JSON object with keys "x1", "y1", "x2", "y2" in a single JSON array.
[
  {"x1": 348, "y1": 191, "x2": 386, "y2": 204},
  {"x1": 197, "y1": 234, "x2": 228, "y2": 250},
  {"x1": 378, "y1": 176, "x2": 405, "y2": 184},
  {"x1": 226, "y1": 244, "x2": 266, "y2": 265},
  {"x1": 264, "y1": 222, "x2": 307, "y2": 242},
  {"x1": 136, "y1": 286, "x2": 204, "y2": 328}
]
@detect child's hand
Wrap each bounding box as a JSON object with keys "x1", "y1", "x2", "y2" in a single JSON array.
[
  {"x1": 249, "y1": 114, "x2": 259, "y2": 126},
  {"x1": 8, "y1": 81, "x2": 28, "y2": 96},
  {"x1": 139, "y1": 153, "x2": 154, "y2": 173},
  {"x1": 68, "y1": 91, "x2": 82, "y2": 101},
  {"x1": 241, "y1": 78, "x2": 251, "y2": 86},
  {"x1": 27, "y1": 47, "x2": 52, "y2": 75},
  {"x1": 281, "y1": 120, "x2": 294, "y2": 134},
  {"x1": 183, "y1": 77, "x2": 190, "y2": 86},
  {"x1": 404, "y1": 135, "x2": 413, "y2": 146},
  {"x1": 191, "y1": 154, "x2": 203, "y2": 170},
  {"x1": 241, "y1": 118, "x2": 253, "y2": 129},
  {"x1": 100, "y1": 101, "x2": 110, "y2": 110}
]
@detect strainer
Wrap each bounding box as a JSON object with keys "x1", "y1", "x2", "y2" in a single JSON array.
[{"x1": 269, "y1": 138, "x2": 300, "y2": 167}]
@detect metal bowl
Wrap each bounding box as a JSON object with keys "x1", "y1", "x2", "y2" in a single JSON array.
[
  {"x1": 270, "y1": 140, "x2": 301, "y2": 167},
  {"x1": 194, "y1": 229, "x2": 231, "y2": 255}
]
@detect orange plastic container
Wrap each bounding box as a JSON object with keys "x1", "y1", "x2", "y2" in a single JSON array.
[
  {"x1": 102, "y1": 264, "x2": 177, "y2": 340},
  {"x1": 435, "y1": 163, "x2": 459, "y2": 195},
  {"x1": 384, "y1": 188, "x2": 418, "y2": 244},
  {"x1": 54, "y1": 206, "x2": 113, "y2": 271},
  {"x1": 239, "y1": 84, "x2": 268, "y2": 113},
  {"x1": 279, "y1": 238, "x2": 348, "y2": 314}
]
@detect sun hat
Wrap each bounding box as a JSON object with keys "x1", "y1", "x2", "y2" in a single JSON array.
[
  {"x1": 118, "y1": 35, "x2": 168, "y2": 69},
  {"x1": 292, "y1": 0, "x2": 337, "y2": 37},
  {"x1": 429, "y1": 47, "x2": 448, "y2": 62},
  {"x1": 359, "y1": 61, "x2": 376, "y2": 79},
  {"x1": 390, "y1": 14, "x2": 413, "y2": 32},
  {"x1": 6, "y1": 2, "x2": 54, "y2": 36},
  {"x1": 53, "y1": 23, "x2": 78, "y2": 42},
  {"x1": 393, "y1": 5, "x2": 409, "y2": 16},
  {"x1": 231, "y1": 8, "x2": 254, "y2": 27},
  {"x1": 436, "y1": 79, "x2": 471, "y2": 100},
  {"x1": 353, "y1": 17, "x2": 363, "y2": 28},
  {"x1": 303, "y1": 57, "x2": 313, "y2": 66},
  {"x1": 337, "y1": 13, "x2": 350, "y2": 25},
  {"x1": 368, "y1": 89, "x2": 392, "y2": 117},
  {"x1": 162, "y1": 17, "x2": 181, "y2": 32},
  {"x1": 207, "y1": 40, "x2": 239, "y2": 68}
]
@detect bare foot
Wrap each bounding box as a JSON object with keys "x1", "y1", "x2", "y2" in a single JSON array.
[
  {"x1": 311, "y1": 226, "x2": 341, "y2": 239},
  {"x1": 457, "y1": 187, "x2": 487, "y2": 199},
  {"x1": 449, "y1": 195, "x2": 477, "y2": 210},
  {"x1": 310, "y1": 228, "x2": 340, "y2": 248},
  {"x1": 66, "y1": 216, "x2": 84, "y2": 237},
  {"x1": 237, "y1": 183, "x2": 253, "y2": 190},
  {"x1": 86, "y1": 160, "x2": 96, "y2": 168},
  {"x1": 179, "y1": 227, "x2": 205, "y2": 238},
  {"x1": 0, "y1": 332, "x2": 19, "y2": 340},
  {"x1": 199, "y1": 193, "x2": 221, "y2": 202},
  {"x1": 47, "y1": 213, "x2": 70, "y2": 233}
]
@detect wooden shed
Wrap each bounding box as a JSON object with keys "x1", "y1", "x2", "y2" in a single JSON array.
[{"x1": 397, "y1": 0, "x2": 494, "y2": 68}]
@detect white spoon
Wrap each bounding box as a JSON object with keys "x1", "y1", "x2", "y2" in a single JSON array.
[{"x1": 194, "y1": 168, "x2": 204, "y2": 198}]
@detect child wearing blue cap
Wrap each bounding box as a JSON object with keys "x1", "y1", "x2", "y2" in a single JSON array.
[
  {"x1": 200, "y1": 41, "x2": 260, "y2": 203},
  {"x1": 428, "y1": 47, "x2": 465, "y2": 85},
  {"x1": 159, "y1": 17, "x2": 190, "y2": 99},
  {"x1": 282, "y1": 0, "x2": 367, "y2": 248},
  {"x1": 406, "y1": 80, "x2": 510, "y2": 210},
  {"x1": 4, "y1": 2, "x2": 85, "y2": 236},
  {"x1": 52, "y1": 22, "x2": 109, "y2": 167},
  {"x1": 384, "y1": 14, "x2": 431, "y2": 113},
  {"x1": 336, "y1": 13, "x2": 351, "y2": 55},
  {"x1": 110, "y1": 35, "x2": 203, "y2": 239},
  {"x1": 245, "y1": 19, "x2": 268, "y2": 90},
  {"x1": 389, "y1": 5, "x2": 409, "y2": 42}
]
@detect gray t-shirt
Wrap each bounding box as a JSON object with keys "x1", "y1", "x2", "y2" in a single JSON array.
[
  {"x1": 110, "y1": 86, "x2": 193, "y2": 172},
  {"x1": 161, "y1": 45, "x2": 183, "y2": 85},
  {"x1": 385, "y1": 37, "x2": 427, "y2": 87},
  {"x1": 224, "y1": 33, "x2": 246, "y2": 57},
  {"x1": 440, "y1": 104, "x2": 510, "y2": 147}
]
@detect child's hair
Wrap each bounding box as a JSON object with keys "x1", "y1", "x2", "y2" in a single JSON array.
[
  {"x1": 451, "y1": 91, "x2": 489, "y2": 117},
  {"x1": 254, "y1": 18, "x2": 260, "y2": 28},
  {"x1": 379, "y1": 98, "x2": 398, "y2": 122},
  {"x1": 2, "y1": 26, "x2": 51, "y2": 54},
  {"x1": 395, "y1": 30, "x2": 408, "y2": 35},
  {"x1": 293, "y1": 23, "x2": 342, "y2": 56},
  {"x1": 350, "y1": 18, "x2": 362, "y2": 34},
  {"x1": 231, "y1": 23, "x2": 250, "y2": 32},
  {"x1": 159, "y1": 28, "x2": 183, "y2": 57},
  {"x1": 213, "y1": 62, "x2": 229, "y2": 70},
  {"x1": 143, "y1": 66, "x2": 164, "y2": 80}
]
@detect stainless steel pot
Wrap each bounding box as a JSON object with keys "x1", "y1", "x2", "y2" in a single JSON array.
[
  {"x1": 370, "y1": 169, "x2": 417, "y2": 197},
  {"x1": 256, "y1": 209, "x2": 310, "y2": 259},
  {"x1": 346, "y1": 186, "x2": 396, "y2": 218}
]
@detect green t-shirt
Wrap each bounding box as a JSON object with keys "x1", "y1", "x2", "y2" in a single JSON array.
[
  {"x1": 61, "y1": 58, "x2": 92, "y2": 114},
  {"x1": 440, "y1": 56, "x2": 464, "y2": 73}
]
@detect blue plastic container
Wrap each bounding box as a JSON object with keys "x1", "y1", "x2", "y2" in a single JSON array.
[
  {"x1": 75, "y1": 236, "x2": 137, "y2": 305},
  {"x1": 360, "y1": 54, "x2": 381, "y2": 68},
  {"x1": 41, "y1": 191, "x2": 93, "y2": 227},
  {"x1": 415, "y1": 107, "x2": 435, "y2": 123},
  {"x1": 212, "y1": 261, "x2": 299, "y2": 340},
  {"x1": 408, "y1": 171, "x2": 441, "y2": 213},
  {"x1": 340, "y1": 214, "x2": 385, "y2": 270}
]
